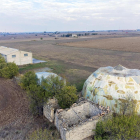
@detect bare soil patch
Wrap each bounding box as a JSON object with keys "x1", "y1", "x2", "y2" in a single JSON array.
[
  {"x1": 0, "y1": 78, "x2": 55, "y2": 140},
  {"x1": 0, "y1": 78, "x2": 31, "y2": 139},
  {"x1": 0, "y1": 78, "x2": 29, "y2": 127}
]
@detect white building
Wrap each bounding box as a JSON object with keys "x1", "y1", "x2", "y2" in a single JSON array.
[
  {"x1": 72, "y1": 34, "x2": 78, "y2": 38},
  {"x1": 0, "y1": 46, "x2": 32, "y2": 65}
]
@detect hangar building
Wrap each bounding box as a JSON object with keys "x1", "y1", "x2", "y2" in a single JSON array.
[{"x1": 0, "y1": 46, "x2": 32, "y2": 65}]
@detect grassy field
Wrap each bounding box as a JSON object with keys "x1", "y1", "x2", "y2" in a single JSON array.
[{"x1": 60, "y1": 36, "x2": 140, "y2": 52}]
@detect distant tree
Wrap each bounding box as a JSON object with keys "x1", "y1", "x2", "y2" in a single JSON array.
[
  {"x1": 92, "y1": 33, "x2": 98, "y2": 35},
  {"x1": 85, "y1": 33, "x2": 90, "y2": 36},
  {"x1": 65, "y1": 34, "x2": 72, "y2": 37},
  {"x1": 40, "y1": 37, "x2": 43, "y2": 40}
]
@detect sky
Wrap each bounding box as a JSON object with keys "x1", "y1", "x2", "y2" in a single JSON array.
[{"x1": 0, "y1": 0, "x2": 140, "y2": 32}]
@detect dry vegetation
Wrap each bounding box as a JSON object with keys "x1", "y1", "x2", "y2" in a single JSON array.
[
  {"x1": 1, "y1": 34, "x2": 140, "y2": 70},
  {"x1": 60, "y1": 36, "x2": 140, "y2": 52}
]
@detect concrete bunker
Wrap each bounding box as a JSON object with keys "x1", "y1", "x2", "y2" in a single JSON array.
[{"x1": 54, "y1": 98, "x2": 110, "y2": 140}]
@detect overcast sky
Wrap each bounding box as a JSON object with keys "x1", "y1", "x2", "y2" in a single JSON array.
[{"x1": 0, "y1": 0, "x2": 140, "y2": 32}]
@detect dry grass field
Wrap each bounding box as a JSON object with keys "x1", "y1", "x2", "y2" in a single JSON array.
[
  {"x1": 60, "y1": 36, "x2": 140, "y2": 52},
  {"x1": 1, "y1": 34, "x2": 140, "y2": 71}
]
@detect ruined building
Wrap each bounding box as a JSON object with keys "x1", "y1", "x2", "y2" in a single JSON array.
[{"x1": 44, "y1": 98, "x2": 111, "y2": 140}]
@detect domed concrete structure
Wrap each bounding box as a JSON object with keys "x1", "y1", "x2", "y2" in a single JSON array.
[{"x1": 82, "y1": 65, "x2": 140, "y2": 114}]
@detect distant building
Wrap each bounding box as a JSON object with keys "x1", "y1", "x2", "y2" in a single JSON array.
[
  {"x1": 72, "y1": 34, "x2": 78, "y2": 38},
  {"x1": 0, "y1": 46, "x2": 32, "y2": 65}
]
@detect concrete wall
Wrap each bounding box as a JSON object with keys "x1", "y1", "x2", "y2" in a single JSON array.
[
  {"x1": 64, "y1": 119, "x2": 98, "y2": 140},
  {"x1": 54, "y1": 100, "x2": 104, "y2": 140},
  {"x1": 43, "y1": 98, "x2": 59, "y2": 123},
  {"x1": 56, "y1": 102, "x2": 101, "y2": 126},
  {"x1": 7, "y1": 51, "x2": 32, "y2": 65}
]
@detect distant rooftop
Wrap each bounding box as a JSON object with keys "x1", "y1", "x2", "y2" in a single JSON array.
[{"x1": 0, "y1": 46, "x2": 19, "y2": 55}]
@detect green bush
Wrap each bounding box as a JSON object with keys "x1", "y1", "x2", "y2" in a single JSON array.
[
  {"x1": 0, "y1": 55, "x2": 19, "y2": 79},
  {"x1": 56, "y1": 85, "x2": 78, "y2": 109},
  {"x1": 41, "y1": 75, "x2": 78, "y2": 109},
  {"x1": 20, "y1": 71, "x2": 38, "y2": 90},
  {"x1": 0, "y1": 55, "x2": 6, "y2": 63},
  {"x1": 20, "y1": 73, "x2": 78, "y2": 115},
  {"x1": 41, "y1": 75, "x2": 65, "y2": 98},
  {"x1": 94, "y1": 114, "x2": 140, "y2": 140},
  {"x1": 27, "y1": 128, "x2": 59, "y2": 140},
  {"x1": 27, "y1": 84, "x2": 45, "y2": 116},
  {"x1": 0, "y1": 62, "x2": 19, "y2": 79}
]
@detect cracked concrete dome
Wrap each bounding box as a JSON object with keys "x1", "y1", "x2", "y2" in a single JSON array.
[{"x1": 82, "y1": 65, "x2": 140, "y2": 114}]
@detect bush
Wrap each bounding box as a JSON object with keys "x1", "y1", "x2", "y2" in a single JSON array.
[
  {"x1": 27, "y1": 84, "x2": 45, "y2": 116},
  {"x1": 94, "y1": 114, "x2": 140, "y2": 140},
  {"x1": 94, "y1": 95, "x2": 140, "y2": 140},
  {"x1": 41, "y1": 75, "x2": 65, "y2": 98},
  {"x1": 0, "y1": 55, "x2": 6, "y2": 63},
  {"x1": 41, "y1": 75, "x2": 78, "y2": 109},
  {"x1": 20, "y1": 73, "x2": 78, "y2": 115},
  {"x1": 0, "y1": 62, "x2": 19, "y2": 78},
  {"x1": 20, "y1": 71, "x2": 38, "y2": 90},
  {"x1": 27, "y1": 128, "x2": 59, "y2": 140},
  {"x1": 56, "y1": 85, "x2": 78, "y2": 109},
  {"x1": 0, "y1": 55, "x2": 19, "y2": 79},
  {"x1": 118, "y1": 94, "x2": 136, "y2": 115}
]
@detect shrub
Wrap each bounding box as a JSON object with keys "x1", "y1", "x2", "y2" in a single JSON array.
[
  {"x1": 41, "y1": 75, "x2": 65, "y2": 98},
  {"x1": 20, "y1": 73, "x2": 78, "y2": 115},
  {"x1": 27, "y1": 84, "x2": 45, "y2": 116},
  {"x1": 41, "y1": 76, "x2": 78, "y2": 108},
  {"x1": 56, "y1": 85, "x2": 78, "y2": 109},
  {"x1": 94, "y1": 114, "x2": 140, "y2": 140},
  {"x1": 27, "y1": 128, "x2": 59, "y2": 140},
  {"x1": 0, "y1": 54, "x2": 6, "y2": 63},
  {"x1": 94, "y1": 95, "x2": 140, "y2": 140},
  {"x1": 118, "y1": 94, "x2": 137, "y2": 115},
  {"x1": 20, "y1": 71, "x2": 38, "y2": 90},
  {"x1": 0, "y1": 55, "x2": 19, "y2": 79},
  {"x1": 0, "y1": 62, "x2": 19, "y2": 78}
]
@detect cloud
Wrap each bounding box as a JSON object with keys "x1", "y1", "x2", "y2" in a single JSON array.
[{"x1": 0, "y1": 0, "x2": 140, "y2": 31}]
